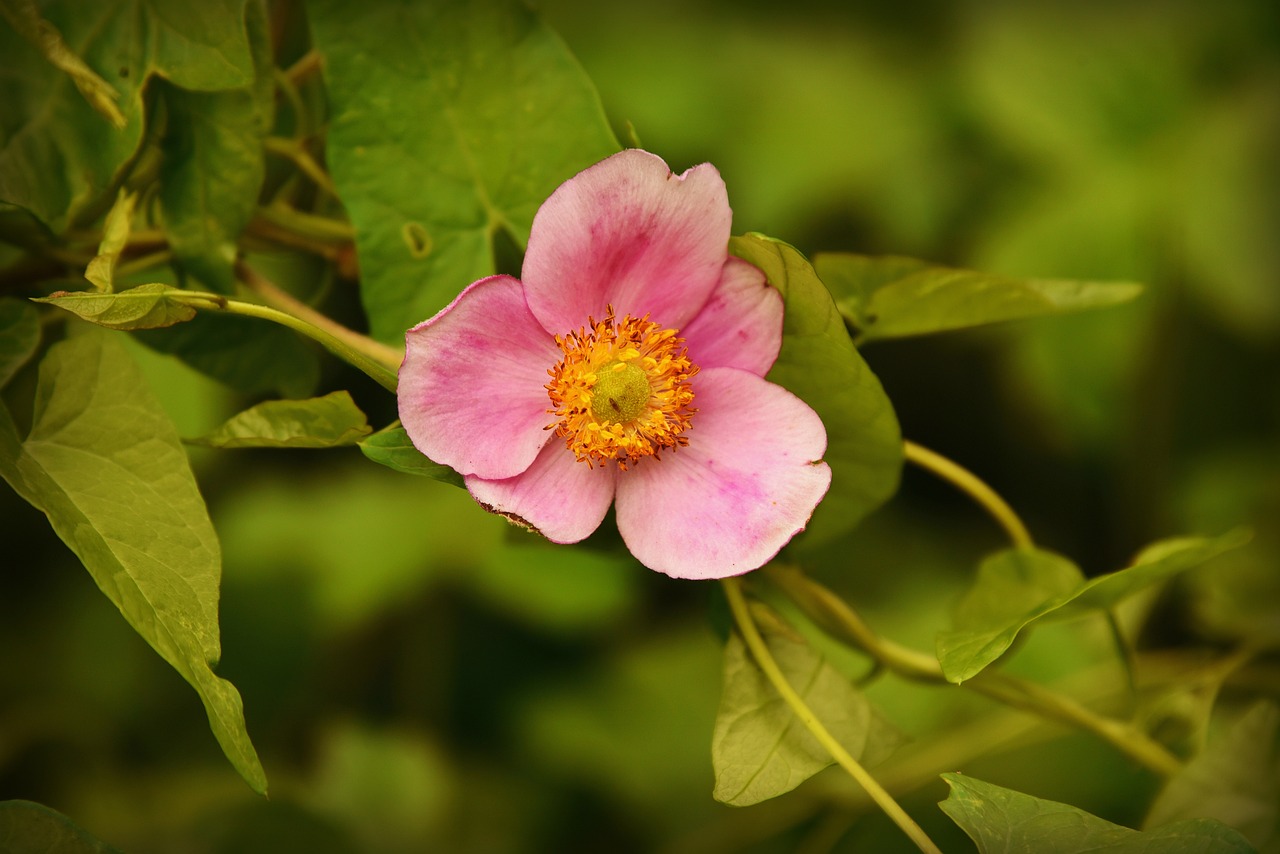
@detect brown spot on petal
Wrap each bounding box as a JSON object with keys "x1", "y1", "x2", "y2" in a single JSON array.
[{"x1": 478, "y1": 501, "x2": 542, "y2": 537}]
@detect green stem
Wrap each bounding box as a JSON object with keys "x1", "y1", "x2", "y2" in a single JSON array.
[
  {"x1": 903, "y1": 439, "x2": 1033, "y2": 549},
  {"x1": 230, "y1": 263, "x2": 401, "y2": 391},
  {"x1": 721, "y1": 578, "x2": 943, "y2": 854},
  {"x1": 264, "y1": 137, "x2": 337, "y2": 195},
  {"x1": 763, "y1": 564, "x2": 1184, "y2": 777},
  {"x1": 253, "y1": 203, "x2": 356, "y2": 244}
]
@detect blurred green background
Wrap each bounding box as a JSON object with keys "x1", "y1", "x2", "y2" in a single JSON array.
[{"x1": 2, "y1": 0, "x2": 1278, "y2": 851}]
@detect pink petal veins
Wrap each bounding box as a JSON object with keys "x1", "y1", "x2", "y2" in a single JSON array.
[
  {"x1": 466, "y1": 440, "x2": 619, "y2": 544},
  {"x1": 680, "y1": 256, "x2": 783, "y2": 376},
  {"x1": 615, "y1": 367, "x2": 831, "y2": 579},
  {"x1": 522, "y1": 149, "x2": 733, "y2": 335},
  {"x1": 399, "y1": 275, "x2": 561, "y2": 480}
]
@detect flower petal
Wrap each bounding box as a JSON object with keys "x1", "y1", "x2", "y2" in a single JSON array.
[
  {"x1": 466, "y1": 440, "x2": 618, "y2": 543},
  {"x1": 398, "y1": 275, "x2": 560, "y2": 480},
  {"x1": 680, "y1": 257, "x2": 783, "y2": 376},
  {"x1": 615, "y1": 368, "x2": 831, "y2": 579},
  {"x1": 523, "y1": 149, "x2": 732, "y2": 334}
]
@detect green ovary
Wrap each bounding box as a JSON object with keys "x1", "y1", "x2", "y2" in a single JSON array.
[{"x1": 590, "y1": 361, "x2": 651, "y2": 424}]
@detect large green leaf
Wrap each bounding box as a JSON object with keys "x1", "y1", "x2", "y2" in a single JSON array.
[
  {"x1": 0, "y1": 297, "x2": 39, "y2": 387},
  {"x1": 940, "y1": 773, "x2": 1255, "y2": 854},
  {"x1": 308, "y1": 0, "x2": 619, "y2": 341},
  {"x1": 357, "y1": 423, "x2": 463, "y2": 487},
  {"x1": 938, "y1": 532, "x2": 1247, "y2": 683},
  {"x1": 729, "y1": 234, "x2": 902, "y2": 546},
  {"x1": 0, "y1": 0, "x2": 256, "y2": 231},
  {"x1": 0, "y1": 800, "x2": 122, "y2": 854},
  {"x1": 712, "y1": 628, "x2": 903, "y2": 806},
  {"x1": 194, "y1": 390, "x2": 372, "y2": 448},
  {"x1": 1146, "y1": 702, "x2": 1279, "y2": 850},
  {"x1": 0, "y1": 331, "x2": 265, "y2": 793},
  {"x1": 814, "y1": 252, "x2": 1142, "y2": 342}
]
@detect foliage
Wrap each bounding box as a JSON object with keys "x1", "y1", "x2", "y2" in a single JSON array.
[{"x1": 2, "y1": 0, "x2": 1277, "y2": 852}]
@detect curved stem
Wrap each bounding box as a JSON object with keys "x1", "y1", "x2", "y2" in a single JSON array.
[
  {"x1": 763, "y1": 564, "x2": 1184, "y2": 777},
  {"x1": 903, "y1": 439, "x2": 1033, "y2": 549},
  {"x1": 264, "y1": 137, "x2": 337, "y2": 195},
  {"x1": 721, "y1": 578, "x2": 943, "y2": 854}
]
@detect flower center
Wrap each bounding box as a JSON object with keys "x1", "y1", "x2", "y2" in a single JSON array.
[{"x1": 546, "y1": 308, "x2": 698, "y2": 470}]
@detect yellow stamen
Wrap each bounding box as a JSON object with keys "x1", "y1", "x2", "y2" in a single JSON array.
[{"x1": 546, "y1": 306, "x2": 697, "y2": 470}]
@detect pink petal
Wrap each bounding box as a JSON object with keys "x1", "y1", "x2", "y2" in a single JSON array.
[
  {"x1": 680, "y1": 257, "x2": 783, "y2": 376},
  {"x1": 466, "y1": 440, "x2": 619, "y2": 544},
  {"x1": 398, "y1": 275, "x2": 561, "y2": 480},
  {"x1": 614, "y1": 368, "x2": 831, "y2": 579},
  {"x1": 523, "y1": 149, "x2": 732, "y2": 335}
]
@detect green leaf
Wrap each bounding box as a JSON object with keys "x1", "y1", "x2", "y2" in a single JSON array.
[
  {"x1": 0, "y1": 331, "x2": 265, "y2": 793},
  {"x1": 814, "y1": 252, "x2": 1143, "y2": 342},
  {"x1": 712, "y1": 629, "x2": 903, "y2": 806},
  {"x1": 83, "y1": 191, "x2": 136, "y2": 292},
  {"x1": 0, "y1": 298, "x2": 40, "y2": 388},
  {"x1": 0, "y1": 800, "x2": 122, "y2": 854},
  {"x1": 193, "y1": 390, "x2": 372, "y2": 449},
  {"x1": 938, "y1": 531, "x2": 1248, "y2": 683},
  {"x1": 308, "y1": 0, "x2": 619, "y2": 341},
  {"x1": 34, "y1": 284, "x2": 198, "y2": 330},
  {"x1": 133, "y1": 310, "x2": 321, "y2": 399},
  {"x1": 157, "y1": 1, "x2": 271, "y2": 292},
  {"x1": 1146, "y1": 702, "x2": 1280, "y2": 850},
  {"x1": 729, "y1": 234, "x2": 902, "y2": 546},
  {"x1": 0, "y1": 0, "x2": 126, "y2": 128},
  {"x1": 1055, "y1": 529, "x2": 1251, "y2": 617},
  {"x1": 358, "y1": 423, "x2": 463, "y2": 488},
  {"x1": 937, "y1": 548, "x2": 1085, "y2": 684},
  {"x1": 940, "y1": 773, "x2": 1256, "y2": 854},
  {"x1": 0, "y1": 0, "x2": 257, "y2": 231}
]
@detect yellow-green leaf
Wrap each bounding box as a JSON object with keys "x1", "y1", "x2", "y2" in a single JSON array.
[
  {"x1": 35, "y1": 284, "x2": 199, "y2": 330},
  {"x1": 0, "y1": 331, "x2": 265, "y2": 793},
  {"x1": 815, "y1": 252, "x2": 1142, "y2": 341},
  {"x1": 194, "y1": 390, "x2": 372, "y2": 449}
]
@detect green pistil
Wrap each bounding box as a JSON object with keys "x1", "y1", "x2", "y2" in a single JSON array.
[{"x1": 590, "y1": 361, "x2": 650, "y2": 424}]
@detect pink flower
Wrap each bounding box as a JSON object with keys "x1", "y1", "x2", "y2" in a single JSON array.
[{"x1": 397, "y1": 150, "x2": 830, "y2": 580}]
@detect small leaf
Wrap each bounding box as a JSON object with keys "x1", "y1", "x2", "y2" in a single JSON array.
[
  {"x1": 0, "y1": 298, "x2": 40, "y2": 388},
  {"x1": 815, "y1": 253, "x2": 1143, "y2": 341},
  {"x1": 940, "y1": 773, "x2": 1256, "y2": 854},
  {"x1": 358, "y1": 423, "x2": 463, "y2": 487},
  {"x1": 35, "y1": 284, "x2": 199, "y2": 330},
  {"x1": 712, "y1": 628, "x2": 903, "y2": 806},
  {"x1": 729, "y1": 234, "x2": 902, "y2": 546},
  {"x1": 1146, "y1": 701, "x2": 1280, "y2": 850},
  {"x1": 937, "y1": 530, "x2": 1248, "y2": 683},
  {"x1": 937, "y1": 548, "x2": 1085, "y2": 683},
  {"x1": 308, "y1": 0, "x2": 620, "y2": 341},
  {"x1": 83, "y1": 191, "x2": 136, "y2": 291},
  {"x1": 0, "y1": 331, "x2": 265, "y2": 792},
  {"x1": 193, "y1": 390, "x2": 372, "y2": 449},
  {"x1": 0, "y1": 800, "x2": 123, "y2": 854},
  {"x1": 1055, "y1": 529, "x2": 1251, "y2": 618}
]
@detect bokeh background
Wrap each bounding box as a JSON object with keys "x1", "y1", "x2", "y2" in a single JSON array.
[{"x1": 2, "y1": 0, "x2": 1278, "y2": 851}]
